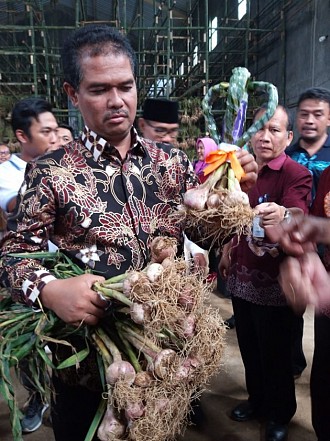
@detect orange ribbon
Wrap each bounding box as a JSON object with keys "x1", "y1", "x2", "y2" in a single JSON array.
[{"x1": 203, "y1": 149, "x2": 245, "y2": 181}]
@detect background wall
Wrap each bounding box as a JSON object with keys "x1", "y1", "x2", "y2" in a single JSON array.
[{"x1": 249, "y1": 0, "x2": 330, "y2": 107}]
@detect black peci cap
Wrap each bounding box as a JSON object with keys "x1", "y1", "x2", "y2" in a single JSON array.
[{"x1": 142, "y1": 98, "x2": 179, "y2": 124}]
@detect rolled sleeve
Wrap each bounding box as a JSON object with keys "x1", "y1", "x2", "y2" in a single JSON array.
[{"x1": 22, "y1": 270, "x2": 56, "y2": 305}]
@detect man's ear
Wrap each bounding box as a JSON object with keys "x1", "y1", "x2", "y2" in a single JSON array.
[
  {"x1": 15, "y1": 129, "x2": 29, "y2": 144},
  {"x1": 286, "y1": 130, "x2": 294, "y2": 146},
  {"x1": 327, "y1": 112, "x2": 330, "y2": 128},
  {"x1": 63, "y1": 82, "x2": 78, "y2": 107},
  {"x1": 137, "y1": 118, "x2": 145, "y2": 134}
]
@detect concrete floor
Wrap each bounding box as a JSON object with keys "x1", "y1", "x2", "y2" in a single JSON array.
[{"x1": 0, "y1": 291, "x2": 316, "y2": 441}]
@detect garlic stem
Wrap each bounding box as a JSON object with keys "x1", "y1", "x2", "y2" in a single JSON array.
[
  {"x1": 120, "y1": 331, "x2": 158, "y2": 360},
  {"x1": 116, "y1": 321, "x2": 162, "y2": 356},
  {"x1": 91, "y1": 332, "x2": 113, "y2": 366},
  {"x1": 94, "y1": 283, "x2": 133, "y2": 307},
  {"x1": 202, "y1": 162, "x2": 226, "y2": 191},
  {"x1": 95, "y1": 328, "x2": 122, "y2": 363},
  {"x1": 117, "y1": 329, "x2": 142, "y2": 373},
  {"x1": 100, "y1": 282, "x2": 123, "y2": 291},
  {"x1": 103, "y1": 273, "x2": 127, "y2": 284}
]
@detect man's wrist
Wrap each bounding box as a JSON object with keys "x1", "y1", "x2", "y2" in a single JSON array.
[
  {"x1": 281, "y1": 206, "x2": 291, "y2": 222},
  {"x1": 283, "y1": 208, "x2": 291, "y2": 221}
]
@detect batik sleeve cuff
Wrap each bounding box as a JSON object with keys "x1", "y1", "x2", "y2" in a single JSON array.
[{"x1": 22, "y1": 270, "x2": 56, "y2": 305}]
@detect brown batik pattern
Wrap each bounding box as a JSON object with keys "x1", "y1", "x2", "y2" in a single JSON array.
[{"x1": 0, "y1": 126, "x2": 198, "y2": 305}]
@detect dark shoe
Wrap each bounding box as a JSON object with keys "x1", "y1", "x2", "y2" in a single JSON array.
[
  {"x1": 21, "y1": 394, "x2": 49, "y2": 433},
  {"x1": 231, "y1": 401, "x2": 258, "y2": 422},
  {"x1": 265, "y1": 421, "x2": 288, "y2": 441},
  {"x1": 224, "y1": 315, "x2": 236, "y2": 329}
]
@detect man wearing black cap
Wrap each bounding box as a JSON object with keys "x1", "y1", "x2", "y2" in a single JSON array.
[
  {"x1": 139, "y1": 97, "x2": 208, "y2": 427},
  {"x1": 139, "y1": 98, "x2": 209, "y2": 271},
  {"x1": 138, "y1": 98, "x2": 180, "y2": 144}
]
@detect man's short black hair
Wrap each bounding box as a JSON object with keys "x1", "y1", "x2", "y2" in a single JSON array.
[
  {"x1": 297, "y1": 87, "x2": 330, "y2": 109},
  {"x1": 11, "y1": 97, "x2": 54, "y2": 138},
  {"x1": 58, "y1": 123, "x2": 75, "y2": 139},
  {"x1": 61, "y1": 24, "x2": 138, "y2": 91}
]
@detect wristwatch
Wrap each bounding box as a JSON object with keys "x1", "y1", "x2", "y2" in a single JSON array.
[{"x1": 283, "y1": 208, "x2": 291, "y2": 221}]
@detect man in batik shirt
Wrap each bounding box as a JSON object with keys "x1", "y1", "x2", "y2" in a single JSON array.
[{"x1": 0, "y1": 25, "x2": 258, "y2": 440}]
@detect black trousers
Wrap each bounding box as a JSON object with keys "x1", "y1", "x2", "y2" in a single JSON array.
[
  {"x1": 19, "y1": 357, "x2": 48, "y2": 401},
  {"x1": 311, "y1": 313, "x2": 330, "y2": 441},
  {"x1": 232, "y1": 296, "x2": 297, "y2": 424},
  {"x1": 291, "y1": 312, "x2": 307, "y2": 375},
  {"x1": 51, "y1": 374, "x2": 102, "y2": 441}
]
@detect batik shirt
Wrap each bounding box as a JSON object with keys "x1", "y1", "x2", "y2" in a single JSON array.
[
  {"x1": 286, "y1": 135, "x2": 330, "y2": 200},
  {"x1": 0, "y1": 126, "x2": 198, "y2": 306}
]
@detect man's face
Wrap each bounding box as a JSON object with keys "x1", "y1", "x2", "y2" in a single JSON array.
[
  {"x1": 139, "y1": 118, "x2": 179, "y2": 144},
  {"x1": 251, "y1": 107, "x2": 293, "y2": 167},
  {"x1": 56, "y1": 127, "x2": 74, "y2": 146},
  {"x1": 296, "y1": 99, "x2": 330, "y2": 145},
  {"x1": 64, "y1": 52, "x2": 137, "y2": 146},
  {"x1": 17, "y1": 112, "x2": 58, "y2": 160},
  {"x1": 0, "y1": 145, "x2": 10, "y2": 163}
]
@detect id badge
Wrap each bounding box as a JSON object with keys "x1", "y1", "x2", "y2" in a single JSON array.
[{"x1": 252, "y1": 215, "x2": 265, "y2": 239}]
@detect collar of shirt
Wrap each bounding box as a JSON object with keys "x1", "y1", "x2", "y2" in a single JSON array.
[
  {"x1": 8, "y1": 153, "x2": 27, "y2": 172},
  {"x1": 81, "y1": 126, "x2": 146, "y2": 162},
  {"x1": 261, "y1": 152, "x2": 286, "y2": 172},
  {"x1": 287, "y1": 134, "x2": 330, "y2": 155}
]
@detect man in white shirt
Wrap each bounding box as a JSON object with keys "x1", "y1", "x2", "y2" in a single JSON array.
[
  {"x1": 0, "y1": 153, "x2": 27, "y2": 212},
  {"x1": 0, "y1": 97, "x2": 58, "y2": 434},
  {"x1": 0, "y1": 97, "x2": 58, "y2": 214}
]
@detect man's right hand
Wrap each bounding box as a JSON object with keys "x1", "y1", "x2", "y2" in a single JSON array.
[
  {"x1": 40, "y1": 273, "x2": 107, "y2": 326},
  {"x1": 265, "y1": 213, "x2": 327, "y2": 256},
  {"x1": 279, "y1": 252, "x2": 330, "y2": 312},
  {"x1": 219, "y1": 242, "x2": 231, "y2": 280},
  {"x1": 236, "y1": 148, "x2": 258, "y2": 193}
]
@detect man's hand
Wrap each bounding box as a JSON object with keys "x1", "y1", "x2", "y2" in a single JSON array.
[
  {"x1": 40, "y1": 273, "x2": 108, "y2": 326},
  {"x1": 266, "y1": 213, "x2": 327, "y2": 256},
  {"x1": 255, "y1": 202, "x2": 285, "y2": 227},
  {"x1": 279, "y1": 252, "x2": 330, "y2": 312},
  {"x1": 193, "y1": 252, "x2": 209, "y2": 277},
  {"x1": 219, "y1": 241, "x2": 231, "y2": 280},
  {"x1": 236, "y1": 149, "x2": 258, "y2": 192}
]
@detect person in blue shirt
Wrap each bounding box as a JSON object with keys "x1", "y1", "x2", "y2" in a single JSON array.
[
  {"x1": 286, "y1": 87, "x2": 330, "y2": 378},
  {"x1": 287, "y1": 87, "x2": 330, "y2": 199}
]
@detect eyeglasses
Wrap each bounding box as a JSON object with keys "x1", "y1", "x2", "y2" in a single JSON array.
[
  {"x1": 144, "y1": 120, "x2": 179, "y2": 140},
  {"x1": 0, "y1": 151, "x2": 10, "y2": 155}
]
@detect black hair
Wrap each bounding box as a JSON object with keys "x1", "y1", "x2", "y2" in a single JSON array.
[
  {"x1": 253, "y1": 104, "x2": 293, "y2": 131},
  {"x1": 11, "y1": 97, "x2": 54, "y2": 138},
  {"x1": 298, "y1": 87, "x2": 330, "y2": 108},
  {"x1": 61, "y1": 24, "x2": 138, "y2": 91},
  {"x1": 58, "y1": 123, "x2": 75, "y2": 139}
]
